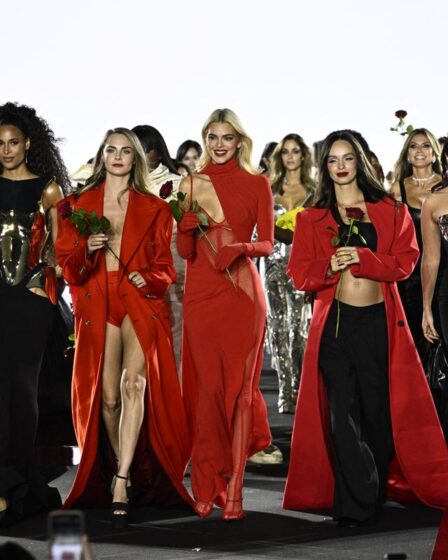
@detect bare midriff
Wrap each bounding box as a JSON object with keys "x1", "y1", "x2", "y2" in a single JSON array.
[{"x1": 335, "y1": 270, "x2": 384, "y2": 306}]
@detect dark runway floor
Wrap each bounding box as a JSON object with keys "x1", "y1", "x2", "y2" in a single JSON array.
[{"x1": 0, "y1": 367, "x2": 442, "y2": 559}]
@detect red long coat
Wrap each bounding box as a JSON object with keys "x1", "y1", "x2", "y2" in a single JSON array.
[
  {"x1": 283, "y1": 198, "x2": 448, "y2": 515},
  {"x1": 55, "y1": 184, "x2": 193, "y2": 509}
]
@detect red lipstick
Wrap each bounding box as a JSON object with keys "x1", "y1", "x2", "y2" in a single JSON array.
[{"x1": 336, "y1": 172, "x2": 349, "y2": 177}]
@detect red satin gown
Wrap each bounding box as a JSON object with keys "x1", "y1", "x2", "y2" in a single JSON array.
[{"x1": 178, "y1": 157, "x2": 273, "y2": 506}]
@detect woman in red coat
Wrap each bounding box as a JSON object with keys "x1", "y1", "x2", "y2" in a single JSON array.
[
  {"x1": 56, "y1": 128, "x2": 192, "y2": 526},
  {"x1": 283, "y1": 130, "x2": 448, "y2": 528},
  {"x1": 177, "y1": 109, "x2": 273, "y2": 520}
]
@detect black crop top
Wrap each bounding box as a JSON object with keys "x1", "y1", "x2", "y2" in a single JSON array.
[{"x1": 333, "y1": 208, "x2": 378, "y2": 251}]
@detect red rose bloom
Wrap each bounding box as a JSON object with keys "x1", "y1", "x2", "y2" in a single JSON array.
[
  {"x1": 345, "y1": 207, "x2": 364, "y2": 221},
  {"x1": 395, "y1": 110, "x2": 407, "y2": 119},
  {"x1": 58, "y1": 199, "x2": 73, "y2": 219},
  {"x1": 159, "y1": 180, "x2": 174, "y2": 199}
]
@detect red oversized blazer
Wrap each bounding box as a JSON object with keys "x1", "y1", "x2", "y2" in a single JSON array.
[
  {"x1": 55, "y1": 184, "x2": 193, "y2": 508},
  {"x1": 283, "y1": 198, "x2": 448, "y2": 515}
]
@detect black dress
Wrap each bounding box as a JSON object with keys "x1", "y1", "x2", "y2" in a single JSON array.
[
  {"x1": 397, "y1": 180, "x2": 430, "y2": 367},
  {"x1": 0, "y1": 176, "x2": 61, "y2": 521}
]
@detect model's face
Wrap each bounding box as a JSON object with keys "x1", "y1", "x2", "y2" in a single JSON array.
[
  {"x1": 205, "y1": 122, "x2": 241, "y2": 165},
  {"x1": 407, "y1": 133, "x2": 434, "y2": 169},
  {"x1": 145, "y1": 149, "x2": 160, "y2": 171},
  {"x1": 0, "y1": 125, "x2": 30, "y2": 171},
  {"x1": 182, "y1": 147, "x2": 200, "y2": 172},
  {"x1": 327, "y1": 140, "x2": 358, "y2": 185},
  {"x1": 102, "y1": 133, "x2": 135, "y2": 177},
  {"x1": 281, "y1": 140, "x2": 302, "y2": 172}
]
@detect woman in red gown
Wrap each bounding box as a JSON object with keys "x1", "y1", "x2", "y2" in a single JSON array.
[
  {"x1": 56, "y1": 128, "x2": 192, "y2": 525},
  {"x1": 177, "y1": 108, "x2": 273, "y2": 520}
]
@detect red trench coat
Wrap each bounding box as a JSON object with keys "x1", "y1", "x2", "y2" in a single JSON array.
[
  {"x1": 55, "y1": 184, "x2": 193, "y2": 509},
  {"x1": 283, "y1": 198, "x2": 448, "y2": 516}
]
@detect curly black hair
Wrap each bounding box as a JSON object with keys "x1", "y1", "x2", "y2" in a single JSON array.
[{"x1": 0, "y1": 102, "x2": 71, "y2": 194}]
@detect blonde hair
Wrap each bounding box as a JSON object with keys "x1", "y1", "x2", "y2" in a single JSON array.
[
  {"x1": 393, "y1": 128, "x2": 442, "y2": 183},
  {"x1": 269, "y1": 133, "x2": 315, "y2": 196},
  {"x1": 76, "y1": 127, "x2": 153, "y2": 198},
  {"x1": 198, "y1": 108, "x2": 257, "y2": 174}
]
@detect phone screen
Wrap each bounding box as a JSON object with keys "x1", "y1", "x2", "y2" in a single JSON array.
[{"x1": 49, "y1": 511, "x2": 84, "y2": 560}]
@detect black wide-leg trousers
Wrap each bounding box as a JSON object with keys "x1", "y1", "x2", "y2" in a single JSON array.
[
  {"x1": 0, "y1": 282, "x2": 54, "y2": 500},
  {"x1": 318, "y1": 300, "x2": 395, "y2": 521}
]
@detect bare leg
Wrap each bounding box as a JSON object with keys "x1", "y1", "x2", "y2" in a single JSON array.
[
  {"x1": 112, "y1": 315, "x2": 146, "y2": 511},
  {"x1": 101, "y1": 323, "x2": 123, "y2": 460}
]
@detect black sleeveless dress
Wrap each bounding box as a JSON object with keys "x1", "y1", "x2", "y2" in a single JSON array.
[
  {"x1": 0, "y1": 176, "x2": 61, "y2": 522},
  {"x1": 397, "y1": 180, "x2": 429, "y2": 367}
]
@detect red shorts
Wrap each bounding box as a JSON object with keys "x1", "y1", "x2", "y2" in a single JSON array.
[{"x1": 106, "y1": 271, "x2": 127, "y2": 327}]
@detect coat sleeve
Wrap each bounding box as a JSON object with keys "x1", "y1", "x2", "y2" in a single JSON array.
[
  {"x1": 137, "y1": 206, "x2": 176, "y2": 298},
  {"x1": 350, "y1": 203, "x2": 419, "y2": 282},
  {"x1": 287, "y1": 209, "x2": 340, "y2": 292},
  {"x1": 55, "y1": 198, "x2": 100, "y2": 286}
]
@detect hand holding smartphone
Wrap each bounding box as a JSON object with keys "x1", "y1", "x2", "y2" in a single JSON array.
[{"x1": 48, "y1": 510, "x2": 85, "y2": 560}]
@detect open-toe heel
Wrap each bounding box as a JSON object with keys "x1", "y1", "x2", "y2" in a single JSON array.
[
  {"x1": 194, "y1": 501, "x2": 213, "y2": 519},
  {"x1": 221, "y1": 499, "x2": 245, "y2": 521},
  {"x1": 111, "y1": 501, "x2": 129, "y2": 528}
]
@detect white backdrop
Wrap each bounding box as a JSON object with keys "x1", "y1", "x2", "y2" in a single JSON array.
[{"x1": 3, "y1": 0, "x2": 447, "y2": 177}]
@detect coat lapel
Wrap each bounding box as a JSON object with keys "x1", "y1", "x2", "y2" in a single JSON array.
[{"x1": 120, "y1": 190, "x2": 160, "y2": 268}]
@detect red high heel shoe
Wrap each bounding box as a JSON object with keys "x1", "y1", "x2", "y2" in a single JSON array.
[
  {"x1": 221, "y1": 499, "x2": 246, "y2": 521},
  {"x1": 194, "y1": 501, "x2": 214, "y2": 519}
]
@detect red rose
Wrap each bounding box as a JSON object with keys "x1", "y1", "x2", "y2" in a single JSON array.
[
  {"x1": 345, "y1": 207, "x2": 364, "y2": 221},
  {"x1": 58, "y1": 199, "x2": 73, "y2": 219},
  {"x1": 159, "y1": 180, "x2": 174, "y2": 199},
  {"x1": 395, "y1": 110, "x2": 407, "y2": 119}
]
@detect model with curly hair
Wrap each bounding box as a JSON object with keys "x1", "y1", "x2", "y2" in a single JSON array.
[{"x1": 0, "y1": 101, "x2": 69, "y2": 523}]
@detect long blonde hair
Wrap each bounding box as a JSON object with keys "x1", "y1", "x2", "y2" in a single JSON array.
[
  {"x1": 76, "y1": 127, "x2": 153, "y2": 198},
  {"x1": 198, "y1": 108, "x2": 257, "y2": 174},
  {"x1": 269, "y1": 133, "x2": 315, "y2": 196},
  {"x1": 393, "y1": 128, "x2": 442, "y2": 183}
]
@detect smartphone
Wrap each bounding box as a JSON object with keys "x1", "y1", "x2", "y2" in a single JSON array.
[{"x1": 48, "y1": 510, "x2": 85, "y2": 560}]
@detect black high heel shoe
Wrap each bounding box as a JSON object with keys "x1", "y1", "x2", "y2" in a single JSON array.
[
  {"x1": 111, "y1": 474, "x2": 133, "y2": 500},
  {"x1": 111, "y1": 474, "x2": 130, "y2": 528}
]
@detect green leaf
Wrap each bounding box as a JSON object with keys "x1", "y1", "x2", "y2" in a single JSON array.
[
  {"x1": 406, "y1": 124, "x2": 414, "y2": 133},
  {"x1": 68, "y1": 333, "x2": 75, "y2": 342},
  {"x1": 331, "y1": 236, "x2": 340, "y2": 247},
  {"x1": 192, "y1": 200, "x2": 199, "y2": 212},
  {"x1": 352, "y1": 225, "x2": 359, "y2": 235},
  {"x1": 169, "y1": 200, "x2": 183, "y2": 222},
  {"x1": 196, "y1": 211, "x2": 209, "y2": 226},
  {"x1": 177, "y1": 192, "x2": 186, "y2": 202},
  {"x1": 99, "y1": 216, "x2": 111, "y2": 233}
]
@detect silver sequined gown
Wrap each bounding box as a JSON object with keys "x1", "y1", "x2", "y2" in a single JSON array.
[{"x1": 259, "y1": 203, "x2": 310, "y2": 412}]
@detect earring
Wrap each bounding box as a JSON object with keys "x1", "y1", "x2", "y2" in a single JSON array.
[
  {"x1": 432, "y1": 156, "x2": 436, "y2": 163},
  {"x1": 25, "y1": 150, "x2": 29, "y2": 165}
]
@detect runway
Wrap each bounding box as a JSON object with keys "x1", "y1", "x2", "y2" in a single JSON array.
[{"x1": 0, "y1": 366, "x2": 441, "y2": 559}]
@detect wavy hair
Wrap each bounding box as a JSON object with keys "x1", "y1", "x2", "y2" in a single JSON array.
[
  {"x1": 269, "y1": 134, "x2": 315, "y2": 196},
  {"x1": 198, "y1": 108, "x2": 257, "y2": 174},
  {"x1": 393, "y1": 128, "x2": 442, "y2": 183},
  {"x1": 75, "y1": 128, "x2": 152, "y2": 199},
  {"x1": 0, "y1": 102, "x2": 71, "y2": 194},
  {"x1": 313, "y1": 130, "x2": 392, "y2": 209}
]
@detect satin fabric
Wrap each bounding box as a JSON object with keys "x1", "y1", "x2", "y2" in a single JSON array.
[
  {"x1": 283, "y1": 198, "x2": 448, "y2": 515},
  {"x1": 55, "y1": 184, "x2": 193, "y2": 509}
]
